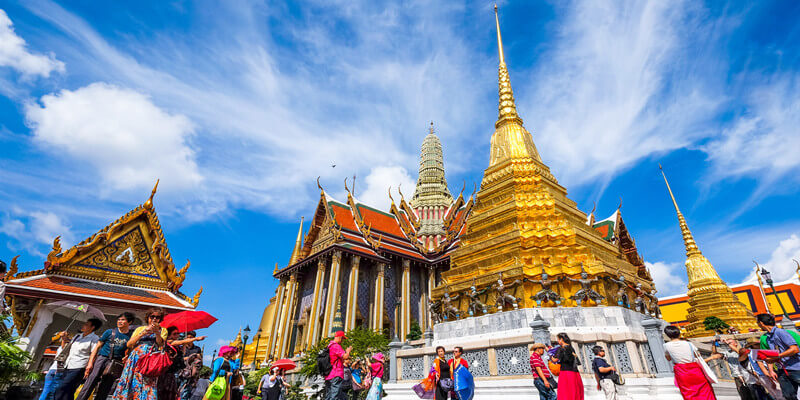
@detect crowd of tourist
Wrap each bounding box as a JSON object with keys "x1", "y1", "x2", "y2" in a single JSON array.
[{"x1": 38, "y1": 307, "x2": 209, "y2": 400}]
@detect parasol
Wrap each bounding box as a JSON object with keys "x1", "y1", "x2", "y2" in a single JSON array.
[
  {"x1": 271, "y1": 358, "x2": 296, "y2": 370},
  {"x1": 47, "y1": 301, "x2": 106, "y2": 332},
  {"x1": 162, "y1": 310, "x2": 217, "y2": 333}
]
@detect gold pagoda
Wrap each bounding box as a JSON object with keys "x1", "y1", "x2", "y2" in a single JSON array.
[
  {"x1": 437, "y1": 6, "x2": 656, "y2": 306},
  {"x1": 659, "y1": 167, "x2": 758, "y2": 337}
]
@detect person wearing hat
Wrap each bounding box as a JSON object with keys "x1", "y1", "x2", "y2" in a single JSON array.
[
  {"x1": 529, "y1": 343, "x2": 557, "y2": 400},
  {"x1": 744, "y1": 337, "x2": 784, "y2": 400},
  {"x1": 325, "y1": 330, "x2": 353, "y2": 400},
  {"x1": 259, "y1": 366, "x2": 290, "y2": 400},
  {"x1": 365, "y1": 353, "x2": 385, "y2": 400}
]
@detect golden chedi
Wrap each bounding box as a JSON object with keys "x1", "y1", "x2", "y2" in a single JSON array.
[
  {"x1": 436, "y1": 6, "x2": 656, "y2": 310},
  {"x1": 659, "y1": 167, "x2": 758, "y2": 337}
]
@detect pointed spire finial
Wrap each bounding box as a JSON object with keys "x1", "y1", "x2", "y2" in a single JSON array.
[
  {"x1": 429, "y1": 121, "x2": 435, "y2": 135},
  {"x1": 145, "y1": 179, "x2": 159, "y2": 209},
  {"x1": 493, "y1": 4, "x2": 522, "y2": 128},
  {"x1": 659, "y1": 165, "x2": 700, "y2": 256},
  {"x1": 289, "y1": 217, "x2": 305, "y2": 265}
]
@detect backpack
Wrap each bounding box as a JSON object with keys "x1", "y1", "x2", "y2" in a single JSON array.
[{"x1": 317, "y1": 344, "x2": 333, "y2": 377}]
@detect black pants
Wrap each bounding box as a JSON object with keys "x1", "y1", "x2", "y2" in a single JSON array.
[
  {"x1": 735, "y1": 378, "x2": 755, "y2": 400},
  {"x1": 76, "y1": 356, "x2": 119, "y2": 400},
  {"x1": 54, "y1": 368, "x2": 86, "y2": 400}
]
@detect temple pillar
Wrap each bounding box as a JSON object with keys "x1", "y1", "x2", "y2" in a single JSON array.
[
  {"x1": 306, "y1": 257, "x2": 328, "y2": 349},
  {"x1": 322, "y1": 251, "x2": 343, "y2": 336},
  {"x1": 372, "y1": 263, "x2": 386, "y2": 332},
  {"x1": 426, "y1": 267, "x2": 435, "y2": 328},
  {"x1": 345, "y1": 256, "x2": 361, "y2": 331},
  {"x1": 277, "y1": 272, "x2": 298, "y2": 358},
  {"x1": 265, "y1": 280, "x2": 287, "y2": 359},
  {"x1": 400, "y1": 259, "x2": 411, "y2": 341},
  {"x1": 642, "y1": 317, "x2": 673, "y2": 377}
]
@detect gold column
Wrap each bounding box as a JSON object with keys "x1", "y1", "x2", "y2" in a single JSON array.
[
  {"x1": 400, "y1": 260, "x2": 411, "y2": 341},
  {"x1": 322, "y1": 251, "x2": 343, "y2": 336},
  {"x1": 265, "y1": 280, "x2": 286, "y2": 359},
  {"x1": 277, "y1": 272, "x2": 298, "y2": 358},
  {"x1": 372, "y1": 263, "x2": 386, "y2": 332},
  {"x1": 426, "y1": 267, "x2": 435, "y2": 328},
  {"x1": 306, "y1": 258, "x2": 328, "y2": 349},
  {"x1": 345, "y1": 256, "x2": 361, "y2": 331}
]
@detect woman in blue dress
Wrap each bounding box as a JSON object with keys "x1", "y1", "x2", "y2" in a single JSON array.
[{"x1": 112, "y1": 308, "x2": 167, "y2": 400}]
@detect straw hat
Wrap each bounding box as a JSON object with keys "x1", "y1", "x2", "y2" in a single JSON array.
[
  {"x1": 531, "y1": 343, "x2": 546, "y2": 350},
  {"x1": 745, "y1": 337, "x2": 761, "y2": 348}
]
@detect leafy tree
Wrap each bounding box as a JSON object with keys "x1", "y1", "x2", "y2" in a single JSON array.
[
  {"x1": 703, "y1": 316, "x2": 730, "y2": 334},
  {"x1": 407, "y1": 320, "x2": 422, "y2": 341},
  {"x1": 0, "y1": 316, "x2": 40, "y2": 389},
  {"x1": 244, "y1": 367, "x2": 269, "y2": 399}
]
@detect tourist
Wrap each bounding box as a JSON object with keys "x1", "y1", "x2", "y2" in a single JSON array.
[
  {"x1": 159, "y1": 326, "x2": 205, "y2": 400},
  {"x1": 365, "y1": 353, "x2": 386, "y2": 400},
  {"x1": 324, "y1": 330, "x2": 352, "y2": 400},
  {"x1": 258, "y1": 367, "x2": 290, "y2": 400},
  {"x1": 451, "y1": 346, "x2": 474, "y2": 400},
  {"x1": 342, "y1": 359, "x2": 354, "y2": 400},
  {"x1": 350, "y1": 359, "x2": 367, "y2": 400},
  {"x1": 39, "y1": 336, "x2": 68, "y2": 400},
  {"x1": 591, "y1": 346, "x2": 617, "y2": 400},
  {"x1": 77, "y1": 312, "x2": 135, "y2": 400},
  {"x1": 206, "y1": 346, "x2": 239, "y2": 400},
  {"x1": 179, "y1": 331, "x2": 204, "y2": 400},
  {"x1": 708, "y1": 338, "x2": 754, "y2": 400},
  {"x1": 550, "y1": 333, "x2": 583, "y2": 400},
  {"x1": 744, "y1": 337, "x2": 783, "y2": 400},
  {"x1": 189, "y1": 370, "x2": 211, "y2": 400},
  {"x1": 112, "y1": 307, "x2": 167, "y2": 400},
  {"x1": 229, "y1": 351, "x2": 245, "y2": 400},
  {"x1": 757, "y1": 313, "x2": 800, "y2": 399},
  {"x1": 529, "y1": 343, "x2": 556, "y2": 400},
  {"x1": 54, "y1": 318, "x2": 103, "y2": 400},
  {"x1": 433, "y1": 346, "x2": 452, "y2": 400},
  {"x1": 663, "y1": 325, "x2": 717, "y2": 400}
]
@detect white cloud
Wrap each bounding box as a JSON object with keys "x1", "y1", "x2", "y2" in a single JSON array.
[
  {"x1": 646, "y1": 261, "x2": 687, "y2": 297},
  {"x1": 523, "y1": 0, "x2": 721, "y2": 189},
  {"x1": 743, "y1": 234, "x2": 800, "y2": 284},
  {"x1": 356, "y1": 166, "x2": 416, "y2": 210},
  {"x1": 0, "y1": 9, "x2": 64, "y2": 78},
  {"x1": 24, "y1": 83, "x2": 203, "y2": 194},
  {"x1": 0, "y1": 207, "x2": 72, "y2": 256}
]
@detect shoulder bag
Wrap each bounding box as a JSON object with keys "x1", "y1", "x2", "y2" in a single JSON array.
[
  {"x1": 692, "y1": 344, "x2": 719, "y2": 384},
  {"x1": 102, "y1": 330, "x2": 126, "y2": 377},
  {"x1": 135, "y1": 342, "x2": 173, "y2": 377},
  {"x1": 205, "y1": 376, "x2": 227, "y2": 400}
]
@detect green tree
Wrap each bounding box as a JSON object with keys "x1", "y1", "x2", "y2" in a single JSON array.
[
  {"x1": 298, "y1": 327, "x2": 389, "y2": 380},
  {"x1": 0, "y1": 316, "x2": 40, "y2": 389},
  {"x1": 244, "y1": 367, "x2": 269, "y2": 399},
  {"x1": 407, "y1": 320, "x2": 422, "y2": 341},
  {"x1": 703, "y1": 316, "x2": 730, "y2": 334}
]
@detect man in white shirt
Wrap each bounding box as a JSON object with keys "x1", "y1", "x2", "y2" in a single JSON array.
[{"x1": 54, "y1": 318, "x2": 102, "y2": 400}]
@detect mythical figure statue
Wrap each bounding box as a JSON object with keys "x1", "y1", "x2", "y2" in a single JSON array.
[
  {"x1": 631, "y1": 283, "x2": 647, "y2": 314},
  {"x1": 428, "y1": 299, "x2": 442, "y2": 324},
  {"x1": 492, "y1": 272, "x2": 522, "y2": 312},
  {"x1": 563, "y1": 264, "x2": 604, "y2": 306},
  {"x1": 464, "y1": 281, "x2": 490, "y2": 316},
  {"x1": 603, "y1": 270, "x2": 629, "y2": 307},
  {"x1": 528, "y1": 267, "x2": 562, "y2": 306},
  {"x1": 646, "y1": 289, "x2": 660, "y2": 317},
  {"x1": 440, "y1": 292, "x2": 460, "y2": 321}
]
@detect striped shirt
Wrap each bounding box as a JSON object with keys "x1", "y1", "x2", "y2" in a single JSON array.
[{"x1": 529, "y1": 352, "x2": 551, "y2": 379}]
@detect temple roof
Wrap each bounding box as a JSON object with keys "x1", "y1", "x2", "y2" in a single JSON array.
[
  {"x1": 275, "y1": 182, "x2": 473, "y2": 276},
  {"x1": 5, "y1": 181, "x2": 202, "y2": 308}
]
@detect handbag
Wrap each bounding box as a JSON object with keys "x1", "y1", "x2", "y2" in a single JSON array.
[
  {"x1": 608, "y1": 371, "x2": 625, "y2": 385},
  {"x1": 692, "y1": 345, "x2": 719, "y2": 384},
  {"x1": 438, "y1": 378, "x2": 454, "y2": 391},
  {"x1": 205, "y1": 376, "x2": 227, "y2": 400},
  {"x1": 135, "y1": 344, "x2": 173, "y2": 377},
  {"x1": 102, "y1": 330, "x2": 125, "y2": 377}
]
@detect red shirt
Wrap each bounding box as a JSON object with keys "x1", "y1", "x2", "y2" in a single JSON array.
[
  {"x1": 326, "y1": 341, "x2": 345, "y2": 380},
  {"x1": 529, "y1": 352, "x2": 551, "y2": 379}
]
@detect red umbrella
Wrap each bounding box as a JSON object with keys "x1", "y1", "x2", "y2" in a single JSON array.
[
  {"x1": 162, "y1": 310, "x2": 218, "y2": 332},
  {"x1": 271, "y1": 359, "x2": 296, "y2": 370}
]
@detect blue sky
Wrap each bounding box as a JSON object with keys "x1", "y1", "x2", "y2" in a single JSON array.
[{"x1": 1, "y1": 0, "x2": 799, "y2": 356}]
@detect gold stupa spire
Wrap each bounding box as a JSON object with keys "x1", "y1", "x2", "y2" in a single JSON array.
[
  {"x1": 489, "y1": 5, "x2": 541, "y2": 166},
  {"x1": 659, "y1": 165, "x2": 757, "y2": 336},
  {"x1": 289, "y1": 217, "x2": 304, "y2": 265}
]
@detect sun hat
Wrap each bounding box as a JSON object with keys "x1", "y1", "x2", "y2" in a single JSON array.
[
  {"x1": 372, "y1": 352, "x2": 385, "y2": 362},
  {"x1": 334, "y1": 330, "x2": 347, "y2": 339},
  {"x1": 218, "y1": 346, "x2": 237, "y2": 357}
]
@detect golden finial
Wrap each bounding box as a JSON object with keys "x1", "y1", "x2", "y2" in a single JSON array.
[
  {"x1": 316, "y1": 176, "x2": 324, "y2": 192},
  {"x1": 398, "y1": 184, "x2": 405, "y2": 201},
  {"x1": 273, "y1": 262, "x2": 279, "y2": 274},
  {"x1": 494, "y1": 4, "x2": 522, "y2": 128},
  {"x1": 344, "y1": 177, "x2": 350, "y2": 193},
  {"x1": 6, "y1": 255, "x2": 19, "y2": 281},
  {"x1": 144, "y1": 179, "x2": 159, "y2": 209},
  {"x1": 192, "y1": 286, "x2": 203, "y2": 307},
  {"x1": 289, "y1": 217, "x2": 305, "y2": 266},
  {"x1": 178, "y1": 259, "x2": 190, "y2": 279},
  {"x1": 429, "y1": 121, "x2": 435, "y2": 135},
  {"x1": 659, "y1": 165, "x2": 700, "y2": 256},
  {"x1": 618, "y1": 196, "x2": 623, "y2": 210},
  {"x1": 388, "y1": 186, "x2": 395, "y2": 205}
]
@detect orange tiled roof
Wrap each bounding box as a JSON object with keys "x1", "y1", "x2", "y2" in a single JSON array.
[
  {"x1": 355, "y1": 205, "x2": 406, "y2": 238},
  {"x1": 6, "y1": 275, "x2": 193, "y2": 310}
]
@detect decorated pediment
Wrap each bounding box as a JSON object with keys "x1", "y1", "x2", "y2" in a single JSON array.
[{"x1": 73, "y1": 226, "x2": 160, "y2": 279}]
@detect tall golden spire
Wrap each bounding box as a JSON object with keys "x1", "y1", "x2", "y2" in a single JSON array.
[
  {"x1": 659, "y1": 166, "x2": 700, "y2": 256},
  {"x1": 659, "y1": 165, "x2": 757, "y2": 336},
  {"x1": 494, "y1": 4, "x2": 522, "y2": 128},
  {"x1": 289, "y1": 217, "x2": 304, "y2": 265}
]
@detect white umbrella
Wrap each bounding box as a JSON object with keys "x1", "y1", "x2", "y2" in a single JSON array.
[{"x1": 47, "y1": 301, "x2": 106, "y2": 331}]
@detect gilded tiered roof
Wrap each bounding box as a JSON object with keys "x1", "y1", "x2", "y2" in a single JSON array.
[
  {"x1": 439, "y1": 6, "x2": 654, "y2": 307},
  {"x1": 660, "y1": 167, "x2": 757, "y2": 336},
  {"x1": 410, "y1": 122, "x2": 454, "y2": 238}
]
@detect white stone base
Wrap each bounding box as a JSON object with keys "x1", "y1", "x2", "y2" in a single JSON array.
[{"x1": 384, "y1": 377, "x2": 738, "y2": 400}]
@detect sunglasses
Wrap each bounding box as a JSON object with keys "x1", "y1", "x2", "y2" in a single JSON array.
[{"x1": 149, "y1": 315, "x2": 164, "y2": 321}]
